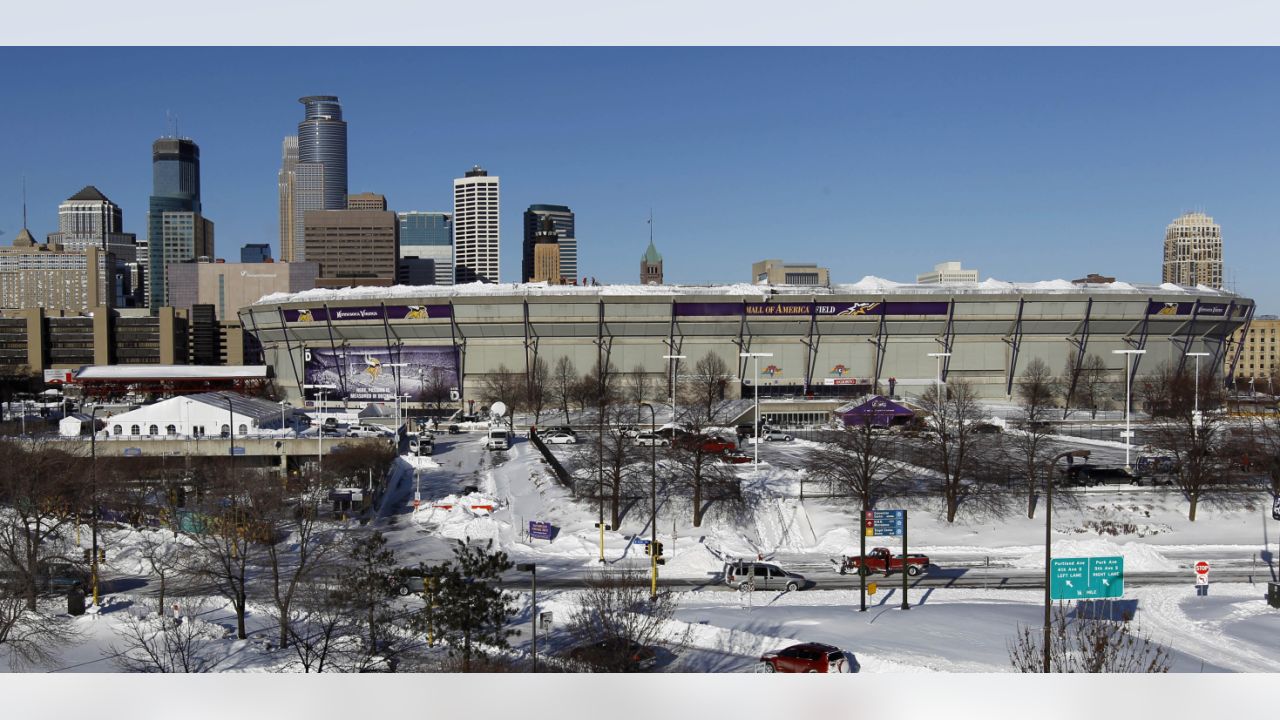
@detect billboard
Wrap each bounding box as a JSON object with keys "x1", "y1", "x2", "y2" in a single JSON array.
[
  {"x1": 283, "y1": 304, "x2": 451, "y2": 323},
  {"x1": 1146, "y1": 301, "x2": 1234, "y2": 317},
  {"x1": 304, "y1": 345, "x2": 459, "y2": 402},
  {"x1": 676, "y1": 301, "x2": 950, "y2": 317}
]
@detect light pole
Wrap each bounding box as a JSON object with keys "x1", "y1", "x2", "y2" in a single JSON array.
[
  {"x1": 278, "y1": 400, "x2": 290, "y2": 435},
  {"x1": 640, "y1": 401, "x2": 658, "y2": 601},
  {"x1": 926, "y1": 352, "x2": 951, "y2": 401},
  {"x1": 89, "y1": 404, "x2": 102, "y2": 608},
  {"x1": 1112, "y1": 349, "x2": 1146, "y2": 471},
  {"x1": 303, "y1": 383, "x2": 337, "y2": 477},
  {"x1": 516, "y1": 563, "x2": 538, "y2": 671},
  {"x1": 1186, "y1": 352, "x2": 1210, "y2": 435},
  {"x1": 662, "y1": 354, "x2": 686, "y2": 426},
  {"x1": 739, "y1": 352, "x2": 774, "y2": 468}
]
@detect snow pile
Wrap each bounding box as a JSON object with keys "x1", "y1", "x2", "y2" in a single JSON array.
[
  {"x1": 414, "y1": 491, "x2": 508, "y2": 543},
  {"x1": 977, "y1": 278, "x2": 1015, "y2": 290},
  {"x1": 1010, "y1": 538, "x2": 1177, "y2": 571}
]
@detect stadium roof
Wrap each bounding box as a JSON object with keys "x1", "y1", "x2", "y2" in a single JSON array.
[{"x1": 257, "y1": 276, "x2": 1236, "y2": 306}]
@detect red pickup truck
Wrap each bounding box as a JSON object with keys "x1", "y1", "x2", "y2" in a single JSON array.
[{"x1": 834, "y1": 547, "x2": 932, "y2": 577}]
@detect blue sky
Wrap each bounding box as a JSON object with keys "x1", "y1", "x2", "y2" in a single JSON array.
[{"x1": 1, "y1": 48, "x2": 1277, "y2": 309}]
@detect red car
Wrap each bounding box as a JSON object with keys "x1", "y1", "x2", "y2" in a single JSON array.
[
  {"x1": 760, "y1": 643, "x2": 849, "y2": 673},
  {"x1": 674, "y1": 434, "x2": 736, "y2": 454}
]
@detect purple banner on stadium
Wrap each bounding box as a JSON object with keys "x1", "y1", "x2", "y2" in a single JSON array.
[
  {"x1": 304, "y1": 345, "x2": 459, "y2": 402},
  {"x1": 283, "y1": 304, "x2": 451, "y2": 323},
  {"x1": 1147, "y1": 301, "x2": 1231, "y2": 317},
  {"x1": 675, "y1": 301, "x2": 949, "y2": 317}
]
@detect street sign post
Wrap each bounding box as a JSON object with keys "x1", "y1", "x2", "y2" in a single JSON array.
[
  {"x1": 1195, "y1": 561, "x2": 1210, "y2": 576},
  {"x1": 1050, "y1": 556, "x2": 1125, "y2": 600},
  {"x1": 529, "y1": 521, "x2": 554, "y2": 541}
]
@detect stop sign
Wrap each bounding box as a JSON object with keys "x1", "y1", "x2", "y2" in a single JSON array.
[{"x1": 1195, "y1": 561, "x2": 1210, "y2": 575}]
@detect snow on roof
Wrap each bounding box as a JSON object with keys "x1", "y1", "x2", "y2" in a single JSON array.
[
  {"x1": 74, "y1": 365, "x2": 269, "y2": 381},
  {"x1": 254, "y1": 276, "x2": 1235, "y2": 306}
]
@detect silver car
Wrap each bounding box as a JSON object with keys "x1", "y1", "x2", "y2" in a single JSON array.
[
  {"x1": 723, "y1": 560, "x2": 807, "y2": 591},
  {"x1": 633, "y1": 432, "x2": 670, "y2": 447}
]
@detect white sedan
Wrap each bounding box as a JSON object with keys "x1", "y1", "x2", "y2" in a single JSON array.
[{"x1": 543, "y1": 432, "x2": 578, "y2": 445}]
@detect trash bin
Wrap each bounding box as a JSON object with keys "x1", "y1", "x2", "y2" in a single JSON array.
[
  {"x1": 1267, "y1": 582, "x2": 1280, "y2": 609},
  {"x1": 67, "y1": 588, "x2": 86, "y2": 616}
]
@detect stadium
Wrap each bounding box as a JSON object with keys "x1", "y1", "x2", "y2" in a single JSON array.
[{"x1": 241, "y1": 277, "x2": 1254, "y2": 412}]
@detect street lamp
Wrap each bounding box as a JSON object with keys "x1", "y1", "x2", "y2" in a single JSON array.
[
  {"x1": 739, "y1": 352, "x2": 774, "y2": 468},
  {"x1": 89, "y1": 404, "x2": 102, "y2": 608},
  {"x1": 640, "y1": 401, "x2": 658, "y2": 601},
  {"x1": 278, "y1": 400, "x2": 291, "y2": 436},
  {"x1": 303, "y1": 383, "x2": 337, "y2": 477},
  {"x1": 662, "y1": 354, "x2": 686, "y2": 426},
  {"x1": 1186, "y1": 352, "x2": 1210, "y2": 435},
  {"x1": 1044, "y1": 449, "x2": 1091, "y2": 673},
  {"x1": 1112, "y1": 349, "x2": 1146, "y2": 471},
  {"x1": 926, "y1": 352, "x2": 951, "y2": 400},
  {"x1": 516, "y1": 563, "x2": 538, "y2": 671}
]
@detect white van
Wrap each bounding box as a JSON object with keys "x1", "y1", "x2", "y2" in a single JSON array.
[{"x1": 486, "y1": 427, "x2": 510, "y2": 451}]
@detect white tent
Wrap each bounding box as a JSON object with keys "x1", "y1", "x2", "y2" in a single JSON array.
[{"x1": 59, "y1": 413, "x2": 96, "y2": 437}]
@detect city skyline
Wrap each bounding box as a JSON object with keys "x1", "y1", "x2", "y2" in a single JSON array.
[{"x1": 1, "y1": 48, "x2": 1278, "y2": 309}]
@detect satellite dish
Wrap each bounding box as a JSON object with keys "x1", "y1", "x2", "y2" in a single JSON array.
[{"x1": 490, "y1": 401, "x2": 507, "y2": 418}]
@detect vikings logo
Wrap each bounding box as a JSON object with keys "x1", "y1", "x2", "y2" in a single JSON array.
[
  {"x1": 831, "y1": 364, "x2": 849, "y2": 377},
  {"x1": 835, "y1": 302, "x2": 881, "y2": 317},
  {"x1": 296, "y1": 308, "x2": 315, "y2": 322},
  {"x1": 405, "y1": 306, "x2": 427, "y2": 320},
  {"x1": 762, "y1": 364, "x2": 782, "y2": 377},
  {"x1": 363, "y1": 356, "x2": 383, "y2": 381},
  {"x1": 1155, "y1": 303, "x2": 1180, "y2": 316}
]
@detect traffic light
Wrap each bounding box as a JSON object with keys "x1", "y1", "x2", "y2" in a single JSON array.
[{"x1": 646, "y1": 541, "x2": 664, "y2": 557}]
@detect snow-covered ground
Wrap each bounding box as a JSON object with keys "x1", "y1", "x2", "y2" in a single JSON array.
[{"x1": 7, "y1": 413, "x2": 1278, "y2": 673}]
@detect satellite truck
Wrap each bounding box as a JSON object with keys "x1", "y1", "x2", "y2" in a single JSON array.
[{"x1": 486, "y1": 401, "x2": 510, "y2": 451}]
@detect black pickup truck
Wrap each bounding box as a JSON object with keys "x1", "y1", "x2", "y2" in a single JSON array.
[{"x1": 1058, "y1": 463, "x2": 1137, "y2": 488}]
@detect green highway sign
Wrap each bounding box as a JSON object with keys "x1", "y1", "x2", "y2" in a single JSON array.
[{"x1": 1050, "y1": 556, "x2": 1124, "y2": 600}]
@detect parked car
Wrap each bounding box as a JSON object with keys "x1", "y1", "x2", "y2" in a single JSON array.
[
  {"x1": 348, "y1": 425, "x2": 391, "y2": 438},
  {"x1": 543, "y1": 432, "x2": 577, "y2": 445},
  {"x1": 835, "y1": 547, "x2": 932, "y2": 577},
  {"x1": 614, "y1": 425, "x2": 643, "y2": 438},
  {"x1": 761, "y1": 430, "x2": 793, "y2": 442},
  {"x1": 760, "y1": 642, "x2": 849, "y2": 673},
  {"x1": 322, "y1": 417, "x2": 339, "y2": 432},
  {"x1": 541, "y1": 425, "x2": 577, "y2": 438},
  {"x1": 390, "y1": 567, "x2": 427, "y2": 596},
  {"x1": 1058, "y1": 463, "x2": 1136, "y2": 487},
  {"x1": 1134, "y1": 455, "x2": 1177, "y2": 483},
  {"x1": 719, "y1": 450, "x2": 753, "y2": 464},
  {"x1": 448, "y1": 424, "x2": 461, "y2": 434},
  {"x1": 673, "y1": 434, "x2": 736, "y2": 453},
  {"x1": 723, "y1": 560, "x2": 808, "y2": 591},
  {"x1": 634, "y1": 432, "x2": 670, "y2": 447},
  {"x1": 566, "y1": 638, "x2": 658, "y2": 672}
]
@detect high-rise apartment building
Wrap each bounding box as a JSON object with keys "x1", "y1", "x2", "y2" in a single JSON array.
[
  {"x1": 453, "y1": 166, "x2": 500, "y2": 284},
  {"x1": 146, "y1": 137, "x2": 213, "y2": 309},
  {"x1": 278, "y1": 136, "x2": 298, "y2": 261},
  {"x1": 1163, "y1": 211, "x2": 1223, "y2": 289},
  {"x1": 917, "y1": 261, "x2": 979, "y2": 284},
  {"x1": 1226, "y1": 316, "x2": 1279, "y2": 390},
  {"x1": 398, "y1": 211, "x2": 453, "y2": 285},
  {"x1": 641, "y1": 240, "x2": 663, "y2": 285},
  {"x1": 522, "y1": 204, "x2": 576, "y2": 283},
  {"x1": 347, "y1": 193, "x2": 387, "y2": 211},
  {"x1": 293, "y1": 96, "x2": 348, "y2": 261},
  {"x1": 304, "y1": 209, "x2": 398, "y2": 288},
  {"x1": 1, "y1": 231, "x2": 111, "y2": 312},
  {"x1": 241, "y1": 243, "x2": 272, "y2": 263}
]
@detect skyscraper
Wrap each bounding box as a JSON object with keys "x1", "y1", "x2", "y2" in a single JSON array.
[
  {"x1": 147, "y1": 137, "x2": 213, "y2": 309},
  {"x1": 522, "y1": 204, "x2": 576, "y2": 283},
  {"x1": 304, "y1": 209, "x2": 398, "y2": 288},
  {"x1": 398, "y1": 211, "x2": 453, "y2": 285},
  {"x1": 530, "y1": 215, "x2": 562, "y2": 284},
  {"x1": 293, "y1": 96, "x2": 348, "y2": 261},
  {"x1": 453, "y1": 166, "x2": 500, "y2": 284},
  {"x1": 1163, "y1": 211, "x2": 1224, "y2": 289},
  {"x1": 278, "y1": 136, "x2": 298, "y2": 261},
  {"x1": 46, "y1": 186, "x2": 137, "y2": 261},
  {"x1": 241, "y1": 243, "x2": 272, "y2": 263},
  {"x1": 347, "y1": 193, "x2": 386, "y2": 210}
]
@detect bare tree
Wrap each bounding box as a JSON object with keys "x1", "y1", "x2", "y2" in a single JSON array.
[
  {"x1": 111, "y1": 601, "x2": 225, "y2": 673},
  {"x1": 1063, "y1": 353, "x2": 1113, "y2": 420},
  {"x1": 625, "y1": 365, "x2": 654, "y2": 411},
  {"x1": 670, "y1": 352, "x2": 738, "y2": 527},
  {"x1": 0, "y1": 439, "x2": 83, "y2": 611},
  {"x1": 1142, "y1": 363, "x2": 1234, "y2": 521},
  {"x1": 1009, "y1": 605, "x2": 1171, "y2": 673},
  {"x1": 415, "y1": 370, "x2": 455, "y2": 416},
  {"x1": 915, "y1": 379, "x2": 995, "y2": 523},
  {"x1": 285, "y1": 581, "x2": 359, "y2": 673},
  {"x1": 564, "y1": 569, "x2": 685, "y2": 671},
  {"x1": 480, "y1": 364, "x2": 526, "y2": 423},
  {"x1": 0, "y1": 593, "x2": 79, "y2": 670},
  {"x1": 525, "y1": 357, "x2": 550, "y2": 426},
  {"x1": 549, "y1": 356, "x2": 579, "y2": 423},
  {"x1": 335, "y1": 530, "x2": 400, "y2": 668},
  {"x1": 811, "y1": 411, "x2": 907, "y2": 610},
  {"x1": 135, "y1": 529, "x2": 185, "y2": 616},
  {"x1": 573, "y1": 404, "x2": 643, "y2": 531},
  {"x1": 1011, "y1": 358, "x2": 1058, "y2": 519}
]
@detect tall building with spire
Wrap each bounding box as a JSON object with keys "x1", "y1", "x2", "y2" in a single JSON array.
[
  {"x1": 1163, "y1": 211, "x2": 1223, "y2": 289},
  {"x1": 293, "y1": 96, "x2": 348, "y2": 261},
  {"x1": 278, "y1": 136, "x2": 298, "y2": 261},
  {"x1": 453, "y1": 166, "x2": 500, "y2": 284},
  {"x1": 146, "y1": 137, "x2": 213, "y2": 309},
  {"x1": 522, "y1": 204, "x2": 576, "y2": 283},
  {"x1": 641, "y1": 239, "x2": 663, "y2": 284}
]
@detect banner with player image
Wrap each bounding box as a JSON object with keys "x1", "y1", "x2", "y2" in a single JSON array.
[{"x1": 304, "y1": 345, "x2": 459, "y2": 403}]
